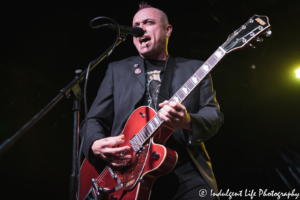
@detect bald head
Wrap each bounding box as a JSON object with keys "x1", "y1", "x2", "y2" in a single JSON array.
[{"x1": 135, "y1": 8, "x2": 169, "y2": 26}]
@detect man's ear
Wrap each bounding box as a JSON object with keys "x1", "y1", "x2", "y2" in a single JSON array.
[{"x1": 166, "y1": 24, "x2": 173, "y2": 38}]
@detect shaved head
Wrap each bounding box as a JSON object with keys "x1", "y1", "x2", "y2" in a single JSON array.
[
  {"x1": 136, "y1": 7, "x2": 169, "y2": 26},
  {"x1": 136, "y1": 2, "x2": 169, "y2": 26},
  {"x1": 132, "y1": 7, "x2": 173, "y2": 60}
]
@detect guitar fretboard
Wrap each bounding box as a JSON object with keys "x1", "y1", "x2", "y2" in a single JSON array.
[{"x1": 129, "y1": 47, "x2": 226, "y2": 152}]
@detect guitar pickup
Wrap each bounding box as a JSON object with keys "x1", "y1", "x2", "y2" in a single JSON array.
[{"x1": 136, "y1": 146, "x2": 145, "y2": 157}]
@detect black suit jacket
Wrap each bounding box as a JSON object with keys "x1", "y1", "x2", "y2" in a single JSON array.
[{"x1": 80, "y1": 55, "x2": 224, "y2": 194}]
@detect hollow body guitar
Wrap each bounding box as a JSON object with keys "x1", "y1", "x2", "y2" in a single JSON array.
[
  {"x1": 79, "y1": 15, "x2": 271, "y2": 200},
  {"x1": 79, "y1": 106, "x2": 177, "y2": 200}
]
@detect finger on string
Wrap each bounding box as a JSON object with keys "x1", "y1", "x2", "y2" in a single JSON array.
[
  {"x1": 159, "y1": 100, "x2": 169, "y2": 107},
  {"x1": 101, "y1": 135, "x2": 125, "y2": 148},
  {"x1": 106, "y1": 153, "x2": 132, "y2": 160},
  {"x1": 164, "y1": 105, "x2": 180, "y2": 118},
  {"x1": 101, "y1": 146, "x2": 130, "y2": 154},
  {"x1": 159, "y1": 112, "x2": 171, "y2": 122},
  {"x1": 169, "y1": 101, "x2": 185, "y2": 111},
  {"x1": 160, "y1": 107, "x2": 176, "y2": 119}
]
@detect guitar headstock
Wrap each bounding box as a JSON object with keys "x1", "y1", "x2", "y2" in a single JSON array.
[{"x1": 222, "y1": 15, "x2": 271, "y2": 53}]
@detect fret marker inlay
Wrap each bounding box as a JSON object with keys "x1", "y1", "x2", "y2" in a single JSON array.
[
  {"x1": 182, "y1": 87, "x2": 188, "y2": 94},
  {"x1": 174, "y1": 97, "x2": 179, "y2": 102},
  {"x1": 192, "y1": 77, "x2": 198, "y2": 83},
  {"x1": 203, "y1": 65, "x2": 209, "y2": 72},
  {"x1": 215, "y1": 50, "x2": 223, "y2": 59}
]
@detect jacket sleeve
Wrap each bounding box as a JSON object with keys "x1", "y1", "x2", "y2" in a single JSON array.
[
  {"x1": 79, "y1": 64, "x2": 115, "y2": 164},
  {"x1": 185, "y1": 73, "x2": 224, "y2": 146}
]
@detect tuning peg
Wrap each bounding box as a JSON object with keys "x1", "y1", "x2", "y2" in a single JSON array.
[
  {"x1": 249, "y1": 44, "x2": 256, "y2": 49},
  {"x1": 256, "y1": 37, "x2": 263, "y2": 42},
  {"x1": 265, "y1": 30, "x2": 272, "y2": 37}
]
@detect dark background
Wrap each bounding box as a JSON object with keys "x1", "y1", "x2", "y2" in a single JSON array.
[{"x1": 1, "y1": 0, "x2": 300, "y2": 199}]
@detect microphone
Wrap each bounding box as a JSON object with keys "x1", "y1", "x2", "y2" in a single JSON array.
[{"x1": 105, "y1": 24, "x2": 144, "y2": 37}]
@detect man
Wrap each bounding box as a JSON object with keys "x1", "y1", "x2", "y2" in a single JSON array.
[{"x1": 80, "y1": 2, "x2": 223, "y2": 199}]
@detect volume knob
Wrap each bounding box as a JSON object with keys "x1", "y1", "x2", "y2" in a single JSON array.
[{"x1": 152, "y1": 152, "x2": 160, "y2": 160}]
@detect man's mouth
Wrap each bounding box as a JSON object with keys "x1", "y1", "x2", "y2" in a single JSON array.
[{"x1": 139, "y1": 36, "x2": 151, "y2": 46}]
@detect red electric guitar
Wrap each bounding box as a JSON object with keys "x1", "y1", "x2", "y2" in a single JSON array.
[{"x1": 79, "y1": 15, "x2": 271, "y2": 200}]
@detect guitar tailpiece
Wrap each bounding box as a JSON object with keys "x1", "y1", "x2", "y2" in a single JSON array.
[{"x1": 95, "y1": 183, "x2": 123, "y2": 195}]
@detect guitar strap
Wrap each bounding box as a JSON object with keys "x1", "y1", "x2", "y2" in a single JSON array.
[{"x1": 157, "y1": 56, "x2": 176, "y2": 110}]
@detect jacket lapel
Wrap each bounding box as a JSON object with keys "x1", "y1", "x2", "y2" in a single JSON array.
[{"x1": 128, "y1": 56, "x2": 145, "y2": 89}]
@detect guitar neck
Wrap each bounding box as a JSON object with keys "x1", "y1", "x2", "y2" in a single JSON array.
[
  {"x1": 129, "y1": 47, "x2": 227, "y2": 151},
  {"x1": 169, "y1": 47, "x2": 226, "y2": 104}
]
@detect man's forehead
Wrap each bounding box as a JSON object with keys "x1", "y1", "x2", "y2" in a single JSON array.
[{"x1": 133, "y1": 8, "x2": 162, "y2": 23}]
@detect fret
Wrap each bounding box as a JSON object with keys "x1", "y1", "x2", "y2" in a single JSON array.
[
  {"x1": 137, "y1": 134, "x2": 142, "y2": 143},
  {"x1": 196, "y1": 68, "x2": 208, "y2": 80},
  {"x1": 139, "y1": 132, "x2": 145, "y2": 141},
  {"x1": 154, "y1": 115, "x2": 162, "y2": 124},
  {"x1": 152, "y1": 116, "x2": 159, "y2": 126},
  {"x1": 149, "y1": 122, "x2": 154, "y2": 132},
  {"x1": 186, "y1": 80, "x2": 195, "y2": 90},
  {"x1": 143, "y1": 131, "x2": 147, "y2": 139},
  {"x1": 129, "y1": 135, "x2": 141, "y2": 152},
  {"x1": 151, "y1": 117, "x2": 157, "y2": 126},
  {"x1": 145, "y1": 128, "x2": 150, "y2": 138},
  {"x1": 134, "y1": 135, "x2": 140, "y2": 146},
  {"x1": 207, "y1": 55, "x2": 218, "y2": 67},
  {"x1": 147, "y1": 124, "x2": 152, "y2": 133},
  {"x1": 180, "y1": 92, "x2": 186, "y2": 99},
  {"x1": 143, "y1": 127, "x2": 149, "y2": 137},
  {"x1": 212, "y1": 54, "x2": 219, "y2": 61},
  {"x1": 177, "y1": 90, "x2": 185, "y2": 100},
  {"x1": 145, "y1": 126, "x2": 151, "y2": 135},
  {"x1": 143, "y1": 132, "x2": 148, "y2": 140}
]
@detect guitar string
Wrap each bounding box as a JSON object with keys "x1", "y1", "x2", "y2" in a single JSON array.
[
  {"x1": 96, "y1": 166, "x2": 110, "y2": 182},
  {"x1": 96, "y1": 167, "x2": 107, "y2": 181}
]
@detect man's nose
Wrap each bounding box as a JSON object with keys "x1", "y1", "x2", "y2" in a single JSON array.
[{"x1": 140, "y1": 24, "x2": 146, "y2": 32}]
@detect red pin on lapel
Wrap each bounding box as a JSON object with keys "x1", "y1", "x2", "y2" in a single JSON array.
[{"x1": 135, "y1": 68, "x2": 142, "y2": 74}]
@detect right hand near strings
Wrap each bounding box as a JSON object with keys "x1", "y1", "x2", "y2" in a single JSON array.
[{"x1": 91, "y1": 135, "x2": 132, "y2": 167}]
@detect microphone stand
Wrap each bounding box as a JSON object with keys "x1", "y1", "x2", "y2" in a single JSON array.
[{"x1": 0, "y1": 34, "x2": 127, "y2": 200}]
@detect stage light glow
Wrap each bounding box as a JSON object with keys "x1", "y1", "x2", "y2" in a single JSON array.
[{"x1": 296, "y1": 67, "x2": 300, "y2": 78}]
